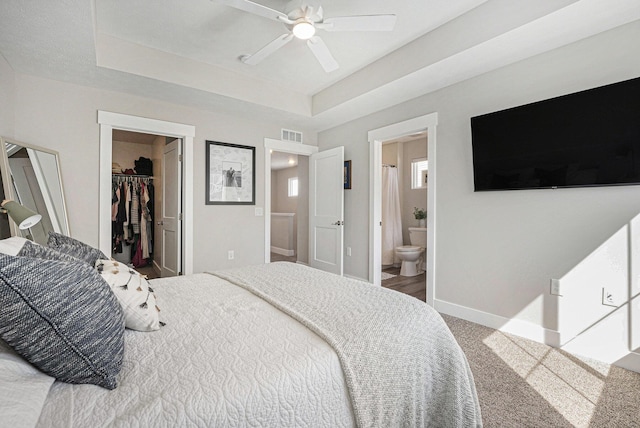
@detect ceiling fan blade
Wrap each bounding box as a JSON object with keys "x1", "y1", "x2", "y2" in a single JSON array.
[
  {"x1": 318, "y1": 14, "x2": 397, "y2": 32},
  {"x1": 307, "y1": 36, "x2": 339, "y2": 72},
  {"x1": 241, "y1": 33, "x2": 293, "y2": 65},
  {"x1": 212, "y1": 0, "x2": 289, "y2": 23}
]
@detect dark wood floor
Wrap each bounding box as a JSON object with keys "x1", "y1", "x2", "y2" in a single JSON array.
[
  {"x1": 381, "y1": 266, "x2": 426, "y2": 302},
  {"x1": 137, "y1": 264, "x2": 160, "y2": 279}
]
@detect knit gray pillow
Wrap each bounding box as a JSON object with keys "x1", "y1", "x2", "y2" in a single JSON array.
[
  {"x1": 18, "y1": 240, "x2": 84, "y2": 264},
  {"x1": 46, "y1": 231, "x2": 108, "y2": 266},
  {"x1": 0, "y1": 253, "x2": 125, "y2": 389}
]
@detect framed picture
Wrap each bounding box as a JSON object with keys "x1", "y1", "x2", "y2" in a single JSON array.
[
  {"x1": 205, "y1": 141, "x2": 255, "y2": 205},
  {"x1": 344, "y1": 160, "x2": 352, "y2": 189}
]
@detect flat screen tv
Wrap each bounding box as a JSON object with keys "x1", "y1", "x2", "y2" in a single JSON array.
[{"x1": 471, "y1": 76, "x2": 640, "y2": 191}]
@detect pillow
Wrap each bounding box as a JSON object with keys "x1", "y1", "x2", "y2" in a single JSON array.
[
  {"x1": 0, "y1": 253, "x2": 125, "y2": 389},
  {"x1": 96, "y1": 259, "x2": 162, "y2": 332},
  {"x1": 0, "y1": 236, "x2": 29, "y2": 256},
  {"x1": 18, "y1": 239, "x2": 84, "y2": 264},
  {"x1": 46, "y1": 231, "x2": 108, "y2": 266}
]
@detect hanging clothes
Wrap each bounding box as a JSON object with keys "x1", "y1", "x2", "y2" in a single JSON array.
[
  {"x1": 111, "y1": 174, "x2": 153, "y2": 263},
  {"x1": 381, "y1": 165, "x2": 403, "y2": 265}
]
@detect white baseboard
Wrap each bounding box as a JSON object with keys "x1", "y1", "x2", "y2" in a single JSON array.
[
  {"x1": 271, "y1": 246, "x2": 295, "y2": 256},
  {"x1": 295, "y1": 261, "x2": 308, "y2": 266},
  {"x1": 434, "y1": 298, "x2": 640, "y2": 373},
  {"x1": 613, "y1": 352, "x2": 640, "y2": 373},
  {"x1": 434, "y1": 299, "x2": 562, "y2": 347}
]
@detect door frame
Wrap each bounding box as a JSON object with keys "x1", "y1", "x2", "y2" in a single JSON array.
[
  {"x1": 263, "y1": 138, "x2": 318, "y2": 263},
  {"x1": 98, "y1": 111, "x2": 195, "y2": 275},
  {"x1": 368, "y1": 113, "x2": 438, "y2": 306}
]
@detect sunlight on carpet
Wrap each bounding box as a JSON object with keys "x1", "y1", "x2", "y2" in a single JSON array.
[
  {"x1": 381, "y1": 272, "x2": 397, "y2": 281},
  {"x1": 483, "y1": 330, "x2": 608, "y2": 427}
]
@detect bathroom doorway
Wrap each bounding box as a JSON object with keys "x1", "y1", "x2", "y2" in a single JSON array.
[
  {"x1": 379, "y1": 134, "x2": 428, "y2": 301},
  {"x1": 368, "y1": 113, "x2": 438, "y2": 306}
]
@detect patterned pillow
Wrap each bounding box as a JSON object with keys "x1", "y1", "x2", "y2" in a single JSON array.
[
  {"x1": 0, "y1": 253, "x2": 125, "y2": 389},
  {"x1": 46, "y1": 231, "x2": 108, "y2": 266},
  {"x1": 96, "y1": 259, "x2": 162, "y2": 332},
  {"x1": 18, "y1": 240, "x2": 84, "y2": 264}
]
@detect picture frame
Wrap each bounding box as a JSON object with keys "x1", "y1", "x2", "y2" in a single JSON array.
[
  {"x1": 344, "y1": 160, "x2": 352, "y2": 190},
  {"x1": 205, "y1": 141, "x2": 255, "y2": 205}
]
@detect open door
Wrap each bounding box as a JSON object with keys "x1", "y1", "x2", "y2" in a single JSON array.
[
  {"x1": 309, "y1": 146, "x2": 344, "y2": 275},
  {"x1": 160, "y1": 139, "x2": 182, "y2": 277}
]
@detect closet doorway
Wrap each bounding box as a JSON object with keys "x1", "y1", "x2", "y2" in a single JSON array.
[
  {"x1": 111, "y1": 130, "x2": 179, "y2": 278},
  {"x1": 98, "y1": 111, "x2": 195, "y2": 277}
]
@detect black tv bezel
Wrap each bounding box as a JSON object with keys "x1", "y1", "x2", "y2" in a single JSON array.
[{"x1": 470, "y1": 76, "x2": 640, "y2": 192}]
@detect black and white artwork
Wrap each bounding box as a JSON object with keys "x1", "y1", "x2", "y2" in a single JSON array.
[{"x1": 206, "y1": 141, "x2": 255, "y2": 205}]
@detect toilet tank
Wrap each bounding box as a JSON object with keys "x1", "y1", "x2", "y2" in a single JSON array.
[{"x1": 408, "y1": 227, "x2": 427, "y2": 248}]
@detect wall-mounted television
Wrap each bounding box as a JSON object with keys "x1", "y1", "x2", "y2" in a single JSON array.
[{"x1": 471, "y1": 76, "x2": 640, "y2": 191}]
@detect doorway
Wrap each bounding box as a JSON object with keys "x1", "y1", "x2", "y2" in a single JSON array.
[
  {"x1": 269, "y1": 150, "x2": 303, "y2": 263},
  {"x1": 263, "y1": 138, "x2": 317, "y2": 264},
  {"x1": 379, "y1": 133, "x2": 428, "y2": 301},
  {"x1": 368, "y1": 113, "x2": 438, "y2": 306},
  {"x1": 98, "y1": 111, "x2": 195, "y2": 276}
]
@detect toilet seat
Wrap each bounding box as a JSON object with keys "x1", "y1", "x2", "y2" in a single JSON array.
[{"x1": 396, "y1": 245, "x2": 422, "y2": 252}]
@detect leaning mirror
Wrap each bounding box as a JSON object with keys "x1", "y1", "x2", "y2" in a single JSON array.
[{"x1": 0, "y1": 137, "x2": 70, "y2": 244}]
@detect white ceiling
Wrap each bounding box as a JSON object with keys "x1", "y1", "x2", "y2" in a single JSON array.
[{"x1": 1, "y1": 0, "x2": 639, "y2": 132}]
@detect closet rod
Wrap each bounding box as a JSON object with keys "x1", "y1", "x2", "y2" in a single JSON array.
[{"x1": 112, "y1": 173, "x2": 154, "y2": 179}]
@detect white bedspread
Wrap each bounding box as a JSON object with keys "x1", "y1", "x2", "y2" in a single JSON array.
[
  {"x1": 36, "y1": 273, "x2": 354, "y2": 427},
  {"x1": 214, "y1": 262, "x2": 482, "y2": 428}
]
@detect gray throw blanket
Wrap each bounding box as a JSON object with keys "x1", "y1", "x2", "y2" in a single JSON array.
[{"x1": 211, "y1": 262, "x2": 482, "y2": 427}]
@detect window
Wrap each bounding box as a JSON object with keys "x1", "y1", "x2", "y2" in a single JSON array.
[
  {"x1": 288, "y1": 177, "x2": 298, "y2": 197},
  {"x1": 411, "y1": 158, "x2": 428, "y2": 189}
]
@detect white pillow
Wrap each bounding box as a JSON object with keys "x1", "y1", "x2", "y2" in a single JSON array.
[
  {"x1": 0, "y1": 236, "x2": 30, "y2": 256},
  {"x1": 95, "y1": 260, "x2": 161, "y2": 332}
]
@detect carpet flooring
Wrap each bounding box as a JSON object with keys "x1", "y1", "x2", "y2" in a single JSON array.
[{"x1": 443, "y1": 314, "x2": 640, "y2": 427}]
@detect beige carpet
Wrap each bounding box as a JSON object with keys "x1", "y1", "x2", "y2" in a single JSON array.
[{"x1": 442, "y1": 314, "x2": 640, "y2": 427}]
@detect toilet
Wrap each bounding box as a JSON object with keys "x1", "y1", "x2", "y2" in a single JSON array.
[{"x1": 395, "y1": 227, "x2": 427, "y2": 277}]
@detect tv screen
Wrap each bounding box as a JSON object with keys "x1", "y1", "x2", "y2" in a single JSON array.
[{"x1": 471, "y1": 77, "x2": 640, "y2": 191}]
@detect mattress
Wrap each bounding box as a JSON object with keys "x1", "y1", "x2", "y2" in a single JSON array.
[{"x1": 35, "y1": 273, "x2": 355, "y2": 427}]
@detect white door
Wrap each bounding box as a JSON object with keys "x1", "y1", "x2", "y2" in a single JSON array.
[
  {"x1": 160, "y1": 139, "x2": 182, "y2": 277},
  {"x1": 309, "y1": 146, "x2": 344, "y2": 275}
]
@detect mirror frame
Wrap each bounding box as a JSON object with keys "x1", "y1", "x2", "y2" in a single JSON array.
[{"x1": 0, "y1": 136, "x2": 71, "y2": 239}]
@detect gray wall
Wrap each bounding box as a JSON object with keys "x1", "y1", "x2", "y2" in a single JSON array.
[
  {"x1": 318, "y1": 21, "x2": 640, "y2": 368},
  {"x1": 10, "y1": 73, "x2": 318, "y2": 273}
]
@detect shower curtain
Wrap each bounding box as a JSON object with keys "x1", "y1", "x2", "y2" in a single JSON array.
[{"x1": 381, "y1": 165, "x2": 403, "y2": 266}]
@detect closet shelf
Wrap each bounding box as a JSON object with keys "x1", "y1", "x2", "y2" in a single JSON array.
[{"x1": 113, "y1": 173, "x2": 154, "y2": 179}]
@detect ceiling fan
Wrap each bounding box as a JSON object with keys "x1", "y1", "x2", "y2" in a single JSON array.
[{"x1": 212, "y1": 0, "x2": 397, "y2": 72}]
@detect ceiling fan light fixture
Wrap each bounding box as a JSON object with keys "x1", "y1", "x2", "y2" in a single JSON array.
[{"x1": 292, "y1": 20, "x2": 315, "y2": 39}]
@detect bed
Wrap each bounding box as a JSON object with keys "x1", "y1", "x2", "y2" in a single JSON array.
[{"x1": 0, "y1": 235, "x2": 482, "y2": 427}]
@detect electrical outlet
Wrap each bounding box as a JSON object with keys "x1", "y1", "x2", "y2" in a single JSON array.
[
  {"x1": 550, "y1": 279, "x2": 562, "y2": 296},
  {"x1": 602, "y1": 288, "x2": 617, "y2": 307},
  {"x1": 228, "y1": 250, "x2": 234, "y2": 260},
  {"x1": 255, "y1": 207, "x2": 263, "y2": 216}
]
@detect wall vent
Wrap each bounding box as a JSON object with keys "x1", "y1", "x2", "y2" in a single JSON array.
[{"x1": 281, "y1": 128, "x2": 303, "y2": 143}]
